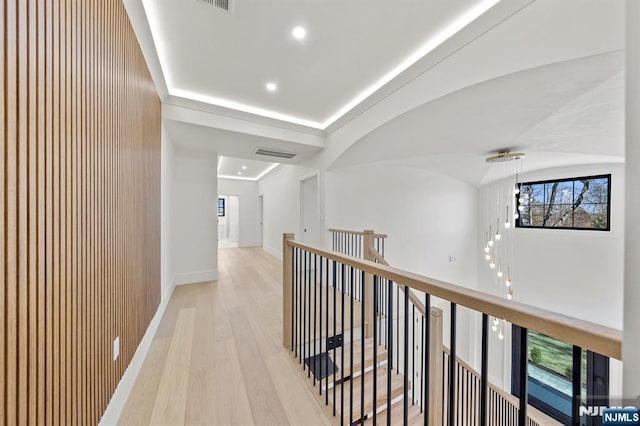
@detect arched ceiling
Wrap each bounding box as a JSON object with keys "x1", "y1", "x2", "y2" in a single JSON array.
[{"x1": 328, "y1": 51, "x2": 624, "y2": 185}]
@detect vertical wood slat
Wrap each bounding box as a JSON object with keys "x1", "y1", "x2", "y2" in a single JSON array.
[
  {"x1": 1, "y1": 0, "x2": 161, "y2": 423},
  {"x1": 0, "y1": 0, "x2": 5, "y2": 422},
  {"x1": 6, "y1": 1, "x2": 18, "y2": 424}
]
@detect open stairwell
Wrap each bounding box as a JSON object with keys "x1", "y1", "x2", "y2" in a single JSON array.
[
  {"x1": 295, "y1": 334, "x2": 418, "y2": 425},
  {"x1": 282, "y1": 229, "x2": 622, "y2": 426}
]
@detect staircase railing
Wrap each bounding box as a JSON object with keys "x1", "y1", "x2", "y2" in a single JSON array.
[{"x1": 282, "y1": 230, "x2": 622, "y2": 426}]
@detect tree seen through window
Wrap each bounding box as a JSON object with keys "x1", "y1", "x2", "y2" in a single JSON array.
[{"x1": 516, "y1": 175, "x2": 610, "y2": 230}]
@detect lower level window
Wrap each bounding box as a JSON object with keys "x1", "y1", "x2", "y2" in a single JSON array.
[{"x1": 512, "y1": 326, "x2": 609, "y2": 425}]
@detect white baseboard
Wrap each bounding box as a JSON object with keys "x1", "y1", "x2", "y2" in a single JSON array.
[
  {"x1": 99, "y1": 275, "x2": 177, "y2": 425},
  {"x1": 175, "y1": 269, "x2": 218, "y2": 285},
  {"x1": 239, "y1": 240, "x2": 261, "y2": 248},
  {"x1": 263, "y1": 245, "x2": 282, "y2": 260}
]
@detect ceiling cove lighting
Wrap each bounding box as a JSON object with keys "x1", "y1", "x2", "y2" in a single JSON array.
[
  {"x1": 171, "y1": 87, "x2": 324, "y2": 128},
  {"x1": 483, "y1": 150, "x2": 525, "y2": 339},
  {"x1": 142, "y1": 0, "x2": 500, "y2": 130},
  {"x1": 218, "y1": 164, "x2": 280, "y2": 182},
  {"x1": 292, "y1": 26, "x2": 307, "y2": 40}
]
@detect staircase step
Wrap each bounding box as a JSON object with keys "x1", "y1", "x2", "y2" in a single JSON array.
[
  {"x1": 323, "y1": 338, "x2": 388, "y2": 387},
  {"x1": 328, "y1": 365, "x2": 408, "y2": 424},
  {"x1": 365, "y1": 402, "x2": 423, "y2": 425}
]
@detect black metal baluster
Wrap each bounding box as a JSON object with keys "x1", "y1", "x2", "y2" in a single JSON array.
[
  {"x1": 350, "y1": 267, "x2": 354, "y2": 426},
  {"x1": 424, "y1": 293, "x2": 430, "y2": 426},
  {"x1": 449, "y1": 303, "x2": 457, "y2": 426},
  {"x1": 387, "y1": 280, "x2": 394, "y2": 426},
  {"x1": 350, "y1": 233, "x2": 353, "y2": 258},
  {"x1": 299, "y1": 248, "x2": 303, "y2": 362},
  {"x1": 384, "y1": 279, "x2": 388, "y2": 350},
  {"x1": 396, "y1": 284, "x2": 399, "y2": 374},
  {"x1": 571, "y1": 346, "x2": 582, "y2": 426},
  {"x1": 412, "y1": 304, "x2": 415, "y2": 406},
  {"x1": 293, "y1": 248, "x2": 297, "y2": 355},
  {"x1": 308, "y1": 252, "x2": 312, "y2": 378},
  {"x1": 360, "y1": 270, "x2": 366, "y2": 424},
  {"x1": 480, "y1": 314, "x2": 488, "y2": 426},
  {"x1": 518, "y1": 327, "x2": 528, "y2": 426},
  {"x1": 319, "y1": 255, "x2": 323, "y2": 396},
  {"x1": 333, "y1": 260, "x2": 337, "y2": 416},
  {"x1": 324, "y1": 259, "x2": 329, "y2": 405},
  {"x1": 404, "y1": 286, "x2": 409, "y2": 425},
  {"x1": 302, "y1": 250, "x2": 306, "y2": 367},
  {"x1": 314, "y1": 254, "x2": 318, "y2": 386},
  {"x1": 341, "y1": 263, "x2": 346, "y2": 426},
  {"x1": 373, "y1": 275, "x2": 378, "y2": 425},
  {"x1": 421, "y1": 304, "x2": 424, "y2": 414}
]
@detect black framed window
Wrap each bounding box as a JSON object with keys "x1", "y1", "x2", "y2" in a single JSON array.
[
  {"x1": 218, "y1": 198, "x2": 225, "y2": 217},
  {"x1": 512, "y1": 326, "x2": 609, "y2": 426},
  {"x1": 516, "y1": 174, "x2": 611, "y2": 231}
]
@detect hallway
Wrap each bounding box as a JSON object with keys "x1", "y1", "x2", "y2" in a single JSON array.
[{"x1": 118, "y1": 248, "x2": 331, "y2": 425}]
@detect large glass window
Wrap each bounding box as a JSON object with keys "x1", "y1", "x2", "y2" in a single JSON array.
[
  {"x1": 512, "y1": 326, "x2": 610, "y2": 426},
  {"x1": 516, "y1": 175, "x2": 611, "y2": 230}
]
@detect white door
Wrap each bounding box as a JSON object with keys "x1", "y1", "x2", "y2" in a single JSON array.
[
  {"x1": 300, "y1": 175, "x2": 320, "y2": 247},
  {"x1": 258, "y1": 195, "x2": 264, "y2": 247}
]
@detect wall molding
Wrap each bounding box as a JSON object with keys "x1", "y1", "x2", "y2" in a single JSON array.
[
  {"x1": 98, "y1": 275, "x2": 177, "y2": 425},
  {"x1": 175, "y1": 270, "x2": 219, "y2": 285}
]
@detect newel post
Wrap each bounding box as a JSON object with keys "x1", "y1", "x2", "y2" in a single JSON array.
[
  {"x1": 429, "y1": 307, "x2": 444, "y2": 426},
  {"x1": 362, "y1": 230, "x2": 376, "y2": 338},
  {"x1": 283, "y1": 233, "x2": 295, "y2": 348}
]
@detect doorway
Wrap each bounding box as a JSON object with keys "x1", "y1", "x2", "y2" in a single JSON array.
[
  {"x1": 258, "y1": 195, "x2": 264, "y2": 248},
  {"x1": 300, "y1": 175, "x2": 320, "y2": 247},
  {"x1": 218, "y1": 195, "x2": 240, "y2": 248}
]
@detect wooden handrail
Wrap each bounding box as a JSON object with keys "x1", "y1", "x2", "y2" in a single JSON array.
[
  {"x1": 286, "y1": 238, "x2": 622, "y2": 360},
  {"x1": 368, "y1": 246, "x2": 429, "y2": 318},
  {"x1": 328, "y1": 228, "x2": 388, "y2": 239}
]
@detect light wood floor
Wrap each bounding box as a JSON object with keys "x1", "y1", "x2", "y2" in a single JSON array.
[{"x1": 118, "y1": 248, "x2": 332, "y2": 426}]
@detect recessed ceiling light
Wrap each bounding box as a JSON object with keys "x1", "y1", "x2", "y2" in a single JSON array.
[
  {"x1": 237, "y1": 171, "x2": 242, "y2": 175},
  {"x1": 242, "y1": 165, "x2": 247, "y2": 170},
  {"x1": 266, "y1": 82, "x2": 277, "y2": 92},
  {"x1": 292, "y1": 26, "x2": 306, "y2": 40}
]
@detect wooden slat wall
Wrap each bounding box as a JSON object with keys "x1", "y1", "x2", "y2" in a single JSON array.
[{"x1": 1, "y1": 0, "x2": 162, "y2": 424}]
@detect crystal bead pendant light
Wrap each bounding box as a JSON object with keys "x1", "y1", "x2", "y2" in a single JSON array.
[{"x1": 484, "y1": 150, "x2": 525, "y2": 336}]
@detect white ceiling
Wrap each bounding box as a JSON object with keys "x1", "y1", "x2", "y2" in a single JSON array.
[
  {"x1": 143, "y1": 0, "x2": 497, "y2": 127},
  {"x1": 329, "y1": 51, "x2": 625, "y2": 185},
  {"x1": 218, "y1": 156, "x2": 278, "y2": 180}
]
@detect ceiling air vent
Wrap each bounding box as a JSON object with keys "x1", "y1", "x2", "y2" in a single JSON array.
[
  {"x1": 255, "y1": 148, "x2": 297, "y2": 160},
  {"x1": 198, "y1": 0, "x2": 231, "y2": 12}
]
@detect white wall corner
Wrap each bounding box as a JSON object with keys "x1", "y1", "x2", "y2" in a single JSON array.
[
  {"x1": 175, "y1": 270, "x2": 219, "y2": 285},
  {"x1": 98, "y1": 275, "x2": 177, "y2": 425},
  {"x1": 263, "y1": 245, "x2": 283, "y2": 260}
]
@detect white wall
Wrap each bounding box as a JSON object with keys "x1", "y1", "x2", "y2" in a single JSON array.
[
  {"x1": 325, "y1": 164, "x2": 479, "y2": 362},
  {"x1": 258, "y1": 164, "x2": 315, "y2": 258},
  {"x1": 326, "y1": 165, "x2": 478, "y2": 288},
  {"x1": 477, "y1": 163, "x2": 625, "y2": 389},
  {"x1": 172, "y1": 148, "x2": 219, "y2": 284},
  {"x1": 218, "y1": 178, "x2": 261, "y2": 247},
  {"x1": 160, "y1": 124, "x2": 175, "y2": 299},
  {"x1": 624, "y1": 0, "x2": 640, "y2": 398}
]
